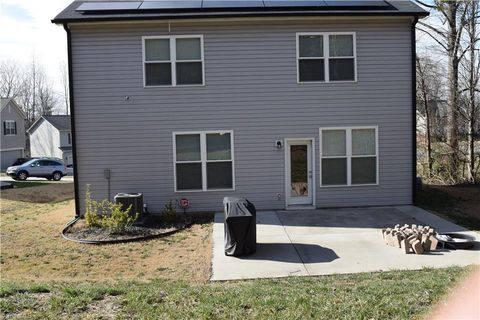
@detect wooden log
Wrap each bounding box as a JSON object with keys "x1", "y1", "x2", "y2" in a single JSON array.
[
  {"x1": 400, "y1": 239, "x2": 411, "y2": 253},
  {"x1": 407, "y1": 234, "x2": 418, "y2": 242},
  {"x1": 411, "y1": 239, "x2": 424, "y2": 254},
  {"x1": 422, "y1": 234, "x2": 431, "y2": 252},
  {"x1": 429, "y1": 235, "x2": 439, "y2": 250},
  {"x1": 392, "y1": 234, "x2": 401, "y2": 248}
]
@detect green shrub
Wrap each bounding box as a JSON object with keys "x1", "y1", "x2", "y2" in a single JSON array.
[
  {"x1": 162, "y1": 200, "x2": 177, "y2": 223},
  {"x1": 84, "y1": 185, "x2": 139, "y2": 234},
  {"x1": 85, "y1": 185, "x2": 100, "y2": 227}
]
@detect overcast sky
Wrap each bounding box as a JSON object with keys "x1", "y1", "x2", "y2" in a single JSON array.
[{"x1": 0, "y1": 0, "x2": 71, "y2": 95}]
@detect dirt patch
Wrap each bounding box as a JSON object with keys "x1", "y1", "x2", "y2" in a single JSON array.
[
  {"x1": 1, "y1": 183, "x2": 74, "y2": 203},
  {"x1": 1, "y1": 199, "x2": 213, "y2": 283},
  {"x1": 428, "y1": 185, "x2": 480, "y2": 219},
  {"x1": 85, "y1": 295, "x2": 121, "y2": 319},
  {"x1": 417, "y1": 184, "x2": 480, "y2": 230}
]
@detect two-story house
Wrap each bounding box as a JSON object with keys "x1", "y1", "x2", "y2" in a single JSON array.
[
  {"x1": 1, "y1": 98, "x2": 27, "y2": 170},
  {"x1": 53, "y1": 0, "x2": 428, "y2": 216},
  {"x1": 28, "y1": 115, "x2": 73, "y2": 165}
]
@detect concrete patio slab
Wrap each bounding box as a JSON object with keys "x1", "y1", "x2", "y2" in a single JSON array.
[
  {"x1": 211, "y1": 206, "x2": 480, "y2": 281},
  {"x1": 211, "y1": 211, "x2": 308, "y2": 280}
]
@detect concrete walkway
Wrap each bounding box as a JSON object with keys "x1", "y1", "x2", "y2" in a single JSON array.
[{"x1": 211, "y1": 206, "x2": 480, "y2": 281}]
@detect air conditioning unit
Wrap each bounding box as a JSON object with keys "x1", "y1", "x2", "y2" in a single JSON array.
[{"x1": 114, "y1": 193, "x2": 143, "y2": 217}]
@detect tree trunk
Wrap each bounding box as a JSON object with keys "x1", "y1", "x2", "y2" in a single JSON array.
[
  {"x1": 446, "y1": 2, "x2": 460, "y2": 182},
  {"x1": 425, "y1": 101, "x2": 433, "y2": 177},
  {"x1": 467, "y1": 2, "x2": 477, "y2": 183}
]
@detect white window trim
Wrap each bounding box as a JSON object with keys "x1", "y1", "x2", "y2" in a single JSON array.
[
  {"x1": 319, "y1": 126, "x2": 378, "y2": 187},
  {"x1": 142, "y1": 35, "x2": 205, "y2": 88},
  {"x1": 4, "y1": 120, "x2": 16, "y2": 136},
  {"x1": 173, "y1": 130, "x2": 235, "y2": 192},
  {"x1": 296, "y1": 32, "x2": 357, "y2": 84}
]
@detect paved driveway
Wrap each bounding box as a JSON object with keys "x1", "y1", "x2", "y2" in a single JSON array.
[{"x1": 211, "y1": 206, "x2": 480, "y2": 281}]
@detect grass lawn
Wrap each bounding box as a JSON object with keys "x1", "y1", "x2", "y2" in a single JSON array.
[
  {"x1": 417, "y1": 184, "x2": 480, "y2": 231},
  {"x1": 0, "y1": 199, "x2": 212, "y2": 282},
  {"x1": 0, "y1": 184, "x2": 476, "y2": 319},
  {"x1": 0, "y1": 267, "x2": 473, "y2": 319}
]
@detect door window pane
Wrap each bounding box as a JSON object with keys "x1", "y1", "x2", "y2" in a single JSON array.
[
  {"x1": 145, "y1": 63, "x2": 172, "y2": 85},
  {"x1": 352, "y1": 129, "x2": 376, "y2": 155},
  {"x1": 329, "y1": 59, "x2": 355, "y2": 81},
  {"x1": 207, "y1": 133, "x2": 231, "y2": 160},
  {"x1": 176, "y1": 62, "x2": 203, "y2": 85},
  {"x1": 329, "y1": 35, "x2": 353, "y2": 57},
  {"x1": 322, "y1": 158, "x2": 347, "y2": 185},
  {"x1": 299, "y1": 59, "x2": 325, "y2": 82},
  {"x1": 352, "y1": 157, "x2": 376, "y2": 184},
  {"x1": 176, "y1": 134, "x2": 200, "y2": 161},
  {"x1": 176, "y1": 163, "x2": 202, "y2": 190},
  {"x1": 207, "y1": 162, "x2": 233, "y2": 189},
  {"x1": 145, "y1": 39, "x2": 170, "y2": 61},
  {"x1": 299, "y1": 35, "x2": 323, "y2": 57},
  {"x1": 291, "y1": 145, "x2": 308, "y2": 197},
  {"x1": 322, "y1": 130, "x2": 346, "y2": 156},
  {"x1": 176, "y1": 38, "x2": 201, "y2": 60}
]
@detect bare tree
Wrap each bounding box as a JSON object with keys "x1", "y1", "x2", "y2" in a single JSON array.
[
  {"x1": 0, "y1": 60, "x2": 24, "y2": 99},
  {"x1": 59, "y1": 61, "x2": 69, "y2": 115},
  {"x1": 417, "y1": 55, "x2": 445, "y2": 178},
  {"x1": 37, "y1": 72, "x2": 57, "y2": 116},
  {"x1": 1, "y1": 56, "x2": 60, "y2": 126},
  {"x1": 415, "y1": 0, "x2": 473, "y2": 181},
  {"x1": 458, "y1": 0, "x2": 480, "y2": 183}
]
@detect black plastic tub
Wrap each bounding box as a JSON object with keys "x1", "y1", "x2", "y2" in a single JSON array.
[{"x1": 437, "y1": 233, "x2": 477, "y2": 250}]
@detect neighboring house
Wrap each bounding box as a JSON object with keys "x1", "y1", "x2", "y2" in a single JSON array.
[
  {"x1": 28, "y1": 115, "x2": 73, "y2": 165},
  {"x1": 1, "y1": 98, "x2": 26, "y2": 170},
  {"x1": 53, "y1": 0, "x2": 428, "y2": 216}
]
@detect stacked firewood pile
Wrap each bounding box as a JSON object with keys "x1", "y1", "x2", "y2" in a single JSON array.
[{"x1": 382, "y1": 224, "x2": 439, "y2": 254}]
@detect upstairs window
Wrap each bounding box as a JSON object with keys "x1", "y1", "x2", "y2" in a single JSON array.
[
  {"x1": 3, "y1": 120, "x2": 16, "y2": 135},
  {"x1": 143, "y1": 35, "x2": 204, "y2": 87},
  {"x1": 297, "y1": 32, "x2": 356, "y2": 83},
  {"x1": 174, "y1": 131, "x2": 234, "y2": 191}
]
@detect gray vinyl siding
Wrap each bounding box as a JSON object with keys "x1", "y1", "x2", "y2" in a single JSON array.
[
  {"x1": 1, "y1": 101, "x2": 26, "y2": 169},
  {"x1": 70, "y1": 18, "x2": 413, "y2": 214},
  {"x1": 1, "y1": 149, "x2": 23, "y2": 170},
  {"x1": 1, "y1": 102, "x2": 26, "y2": 151}
]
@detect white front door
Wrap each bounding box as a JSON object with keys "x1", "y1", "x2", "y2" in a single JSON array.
[{"x1": 286, "y1": 139, "x2": 314, "y2": 206}]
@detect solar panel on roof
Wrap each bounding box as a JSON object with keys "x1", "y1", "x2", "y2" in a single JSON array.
[
  {"x1": 76, "y1": 2, "x2": 142, "y2": 12},
  {"x1": 264, "y1": 1, "x2": 327, "y2": 7},
  {"x1": 74, "y1": 0, "x2": 392, "y2": 14},
  {"x1": 324, "y1": 0, "x2": 387, "y2": 7},
  {"x1": 201, "y1": 0, "x2": 265, "y2": 9},
  {"x1": 139, "y1": 1, "x2": 202, "y2": 10}
]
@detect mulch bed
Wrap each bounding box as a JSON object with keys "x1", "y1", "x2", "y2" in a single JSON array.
[{"x1": 63, "y1": 216, "x2": 192, "y2": 243}]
